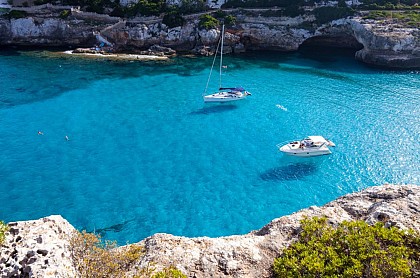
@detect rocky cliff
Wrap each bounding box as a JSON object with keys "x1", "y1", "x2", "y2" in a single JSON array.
[
  {"x1": 1, "y1": 184, "x2": 419, "y2": 277},
  {"x1": 0, "y1": 7, "x2": 419, "y2": 68}
]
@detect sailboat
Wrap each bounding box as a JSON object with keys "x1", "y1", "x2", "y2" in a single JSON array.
[{"x1": 203, "y1": 24, "x2": 251, "y2": 103}]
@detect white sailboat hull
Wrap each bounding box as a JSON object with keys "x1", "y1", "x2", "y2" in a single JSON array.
[{"x1": 203, "y1": 91, "x2": 249, "y2": 103}]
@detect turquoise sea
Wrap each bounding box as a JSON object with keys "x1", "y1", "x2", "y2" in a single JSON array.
[{"x1": 0, "y1": 48, "x2": 419, "y2": 244}]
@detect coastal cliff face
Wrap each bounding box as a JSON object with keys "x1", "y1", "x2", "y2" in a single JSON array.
[
  {"x1": 1, "y1": 184, "x2": 419, "y2": 277},
  {"x1": 0, "y1": 8, "x2": 419, "y2": 68}
]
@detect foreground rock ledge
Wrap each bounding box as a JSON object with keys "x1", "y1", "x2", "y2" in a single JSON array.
[{"x1": 1, "y1": 184, "x2": 419, "y2": 277}]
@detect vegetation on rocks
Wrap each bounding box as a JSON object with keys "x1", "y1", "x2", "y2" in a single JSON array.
[
  {"x1": 363, "y1": 10, "x2": 420, "y2": 27},
  {"x1": 0, "y1": 221, "x2": 8, "y2": 245},
  {"x1": 69, "y1": 230, "x2": 144, "y2": 277},
  {"x1": 273, "y1": 216, "x2": 420, "y2": 278},
  {"x1": 313, "y1": 6, "x2": 355, "y2": 24},
  {"x1": 163, "y1": 10, "x2": 185, "y2": 28},
  {"x1": 69, "y1": 230, "x2": 187, "y2": 278},
  {"x1": 199, "y1": 14, "x2": 219, "y2": 30},
  {"x1": 3, "y1": 10, "x2": 27, "y2": 19}
]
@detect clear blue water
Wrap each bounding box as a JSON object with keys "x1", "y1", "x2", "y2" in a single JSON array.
[{"x1": 0, "y1": 48, "x2": 419, "y2": 244}]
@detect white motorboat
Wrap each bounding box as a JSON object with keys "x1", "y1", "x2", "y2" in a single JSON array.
[
  {"x1": 277, "y1": 136, "x2": 335, "y2": 157},
  {"x1": 203, "y1": 24, "x2": 251, "y2": 103}
]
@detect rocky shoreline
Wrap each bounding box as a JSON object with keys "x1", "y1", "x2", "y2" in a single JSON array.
[
  {"x1": 1, "y1": 184, "x2": 419, "y2": 277},
  {"x1": 0, "y1": 7, "x2": 419, "y2": 68}
]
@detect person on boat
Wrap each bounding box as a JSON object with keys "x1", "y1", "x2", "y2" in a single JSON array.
[{"x1": 38, "y1": 131, "x2": 44, "y2": 135}]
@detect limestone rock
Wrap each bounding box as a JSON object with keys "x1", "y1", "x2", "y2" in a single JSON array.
[
  {"x1": 0, "y1": 185, "x2": 419, "y2": 278},
  {"x1": 0, "y1": 215, "x2": 76, "y2": 278}
]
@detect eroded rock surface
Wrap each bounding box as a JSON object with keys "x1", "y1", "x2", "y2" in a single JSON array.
[{"x1": 1, "y1": 184, "x2": 418, "y2": 278}]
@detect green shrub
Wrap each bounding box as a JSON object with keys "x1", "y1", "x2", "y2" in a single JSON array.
[
  {"x1": 273, "y1": 216, "x2": 420, "y2": 278},
  {"x1": 198, "y1": 14, "x2": 219, "y2": 30},
  {"x1": 213, "y1": 9, "x2": 226, "y2": 19},
  {"x1": 162, "y1": 10, "x2": 185, "y2": 28},
  {"x1": 178, "y1": 0, "x2": 207, "y2": 14},
  {"x1": 152, "y1": 266, "x2": 187, "y2": 278},
  {"x1": 313, "y1": 6, "x2": 355, "y2": 24},
  {"x1": 283, "y1": 5, "x2": 304, "y2": 17},
  {"x1": 222, "y1": 0, "x2": 304, "y2": 8},
  {"x1": 59, "y1": 9, "x2": 71, "y2": 19},
  {"x1": 0, "y1": 221, "x2": 8, "y2": 245},
  {"x1": 5, "y1": 10, "x2": 28, "y2": 19},
  {"x1": 69, "y1": 230, "x2": 144, "y2": 278},
  {"x1": 224, "y1": 14, "x2": 236, "y2": 25}
]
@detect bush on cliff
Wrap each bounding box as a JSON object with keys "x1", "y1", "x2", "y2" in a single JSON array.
[
  {"x1": 163, "y1": 10, "x2": 185, "y2": 28},
  {"x1": 313, "y1": 6, "x2": 355, "y2": 24},
  {"x1": 69, "y1": 230, "x2": 145, "y2": 277},
  {"x1": 4, "y1": 10, "x2": 27, "y2": 19},
  {"x1": 0, "y1": 221, "x2": 8, "y2": 245},
  {"x1": 222, "y1": 0, "x2": 304, "y2": 8},
  {"x1": 198, "y1": 14, "x2": 219, "y2": 30},
  {"x1": 69, "y1": 230, "x2": 188, "y2": 277},
  {"x1": 273, "y1": 216, "x2": 420, "y2": 278}
]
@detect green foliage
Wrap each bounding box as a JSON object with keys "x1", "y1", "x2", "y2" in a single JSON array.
[
  {"x1": 124, "y1": 0, "x2": 165, "y2": 17},
  {"x1": 4, "y1": 10, "x2": 28, "y2": 19},
  {"x1": 152, "y1": 266, "x2": 187, "y2": 278},
  {"x1": 224, "y1": 14, "x2": 236, "y2": 25},
  {"x1": 363, "y1": 10, "x2": 420, "y2": 27},
  {"x1": 223, "y1": 0, "x2": 305, "y2": 8},
  {"x1": 273, "y1": 216, "x2": 420, "y2": 278},
  {"x1": 162, "y1": 10, "x2": 185, "y2": 28},
  {"x1": 338, "y1": 0, "x2": 346, "y2": 7},
  {"x1": 283, "y1": 5, "x2": 304, "y2": 17},
  {"x1": 178, "y1": 0, "x2": 207, "y2": 14},
  {"x1": 211, "y1": 10, "x2": 236, "y2": 26},
  {"x1": 0, "y1": 221, "x2": 8, "y2": 245},
  {"x1": 198, "y1": 14, "x2": 219, "y2": 30},
  {"x1": 69, "y1": 230, "x2": 144, "y2": 278},
  {"x1": 59, "y1": 9, "x2": 71, "y2": 18},
  {"x1": 361, "y1": 0, "x2": 419, "y2": 6},
  {"x1": 313, "y1": 6, "x2": 355, "y2": 24}
]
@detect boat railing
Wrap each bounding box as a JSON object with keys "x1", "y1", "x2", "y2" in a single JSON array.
[{"x1": 276, "y1": 140, "x2": 300, "y2": 149}]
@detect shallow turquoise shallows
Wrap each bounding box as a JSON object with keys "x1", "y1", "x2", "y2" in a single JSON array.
[{"x1": 0, "y1": 48, "x2": 419, "y2": 244}]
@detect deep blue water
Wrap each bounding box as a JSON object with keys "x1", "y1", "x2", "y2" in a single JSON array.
[{"x1": 0, "y1": 48, "x2": 419, "y2": 244}]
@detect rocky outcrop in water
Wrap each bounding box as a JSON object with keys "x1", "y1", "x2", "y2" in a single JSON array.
[{"x1": 0, "y1": 184, "x2": 419, "y2": 277}]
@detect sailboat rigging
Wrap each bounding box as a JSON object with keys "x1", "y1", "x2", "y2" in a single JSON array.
[{"x1": 203, "y1": 24, "x2": 251, "y2": 103}]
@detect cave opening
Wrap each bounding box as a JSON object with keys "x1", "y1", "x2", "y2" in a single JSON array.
[{"x1": 299, "y1": 35, "x2": 363, "y2": 50}]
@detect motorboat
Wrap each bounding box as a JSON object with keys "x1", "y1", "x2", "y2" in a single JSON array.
[
  {"x1": 277, "y1": 136, "x2": 335, "y2": 157},
  {"x1": 202, "y1": 24, "x2": 251, "y2": 103}
]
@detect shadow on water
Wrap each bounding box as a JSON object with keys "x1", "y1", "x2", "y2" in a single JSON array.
[
  {"x1": 278, "y1": 64, "x2": 352, "y2": 81},
  {"x1": 189, "y1": 104, "x2": 238, "y2": 115},
  {"x1": 260, "y1": 162, "x2": 317, "y2": 181},
  {"x1": 85, "y1": 219, "x2": 134, "y2": 237}
]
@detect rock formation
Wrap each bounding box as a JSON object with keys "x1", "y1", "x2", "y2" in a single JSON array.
[
  {"x1": 0, "y1": 7, "x2": 419, "y2": 68},
  {"x1": 1, "y1": 184, "x2": 419, "y2": 277},
  {"x1": 0, "y1": 215, "x2": 76, "y2": 278}
]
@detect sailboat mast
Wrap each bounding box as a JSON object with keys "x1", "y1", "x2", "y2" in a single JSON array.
[{"x1": 219, "y1": 24, "x2": 224, "y2": 89}]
